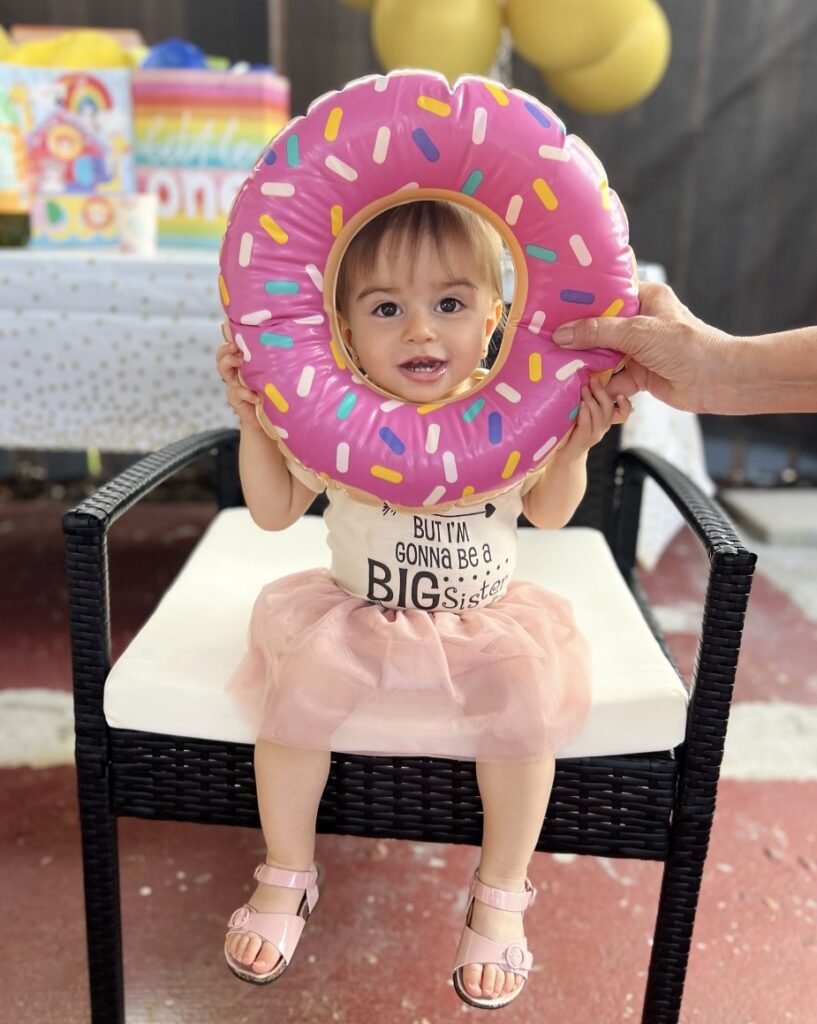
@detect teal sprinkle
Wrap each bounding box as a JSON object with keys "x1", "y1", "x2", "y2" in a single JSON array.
[
  {"x1": 286, "y1": 134, "x2": 300, "y2": 168},
  {"x1": 264, "y1": 280, "x2": 300, "y2": 294},
  {"x1": 260, "y1": 333, "x2": 294, "y2": 348},
  {"x1": 337, "y1": 391, "x2": 358, "y2": 419},
  {"x1": 462, "y1": 398, "x2": 486, "y2": 423},
  {"x1": 525, "y1": 244, "x2": 558, "y2": 262},
  {"x1": 568, "y1": 403, "x2": 580, "y2": 420},
  {"x1": 460, "y1": 169, "x2": 484, "y2": 197}
]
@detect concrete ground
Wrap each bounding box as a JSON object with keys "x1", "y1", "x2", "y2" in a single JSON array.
[{"x1": 1, "y1": 494, "x2": 815, "y2": 1024}]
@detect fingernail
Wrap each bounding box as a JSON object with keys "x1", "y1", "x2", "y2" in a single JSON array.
[{"x1": 553, "y1": 323, "x2": 575, "y2": 344}]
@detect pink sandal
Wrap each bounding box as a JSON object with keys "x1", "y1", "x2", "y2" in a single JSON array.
[
  {"x1": 452, "y1": 873, "x2": 537, "y2": 1010},
  {"x1": 224, "y1": 863, "x2": 320, "y2": 985}
]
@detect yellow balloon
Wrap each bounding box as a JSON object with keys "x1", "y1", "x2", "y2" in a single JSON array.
[
  {"x1": 507, "y1": 0, "x2": 645, "y2": 71},
  {"x1": 371, "y1": 0, "x2": 502, "y2": 81},
  {"x1": 338, "y1": 0, "x2": 376, "y2": 11},
  {"x1": 544, "y1": 0, "x2": 671, "y2": 114}
]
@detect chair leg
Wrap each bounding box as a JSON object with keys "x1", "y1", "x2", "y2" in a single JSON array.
[{"x1": 77, "y1": 775, "x2": 125, "y2": 1024}]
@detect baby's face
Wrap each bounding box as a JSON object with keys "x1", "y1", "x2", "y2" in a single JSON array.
[{"x1": 338, "y1": 234, "x2": 503, "y2": 403}]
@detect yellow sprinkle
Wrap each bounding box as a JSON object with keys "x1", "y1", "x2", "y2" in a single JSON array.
[
  {"x1": 324, "y1": 106, "x2": 343, "y2": 142},
  {"x1": 529, "y1": 352, "x2": 542, "y2": 382},
  {"x1": 259, "y1": 214, "x2": 288, "y2": 244},
  {"x1": 329, "y1": 338, "x2": 347, "y2": 370},
  {"x1": 264, "y1": 383, "x2": 289, "y2": 413},
  {"x1": 501, "y1": 450, "x2": 521, "y2": 479},
  {"x1": 417, "y1": 95, "x2": 451, "y2": 117},
  {"x1": 218, "y1": 274, "x2": 229, "y2": 307},
  {"x1": 600, "y1": 179, "x2": 612, "y2": 211},
  {"x1": 484, "y1": 82, "x2": 509, "y2": 106},
  {"x1": 461, "y1": 485, "x2": 475, "y2": 498},
  {"x1": 330, "y1": 204, "x2": 343, "y2": 237},
  {"x1": 602, "y1": 298, "x2": 625, "y2": 317},
  {"x1": 533, "y1": 177, "x2": 558, "y2": 211},
  {"x1": 416, "y1": 402, "x2": 444, "y2": 414},
  {"x1": 371, "y1": 465, "x2": 403, "y2": 483}
]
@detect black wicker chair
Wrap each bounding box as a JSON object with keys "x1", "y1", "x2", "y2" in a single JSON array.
[{"x1": 63, "y1": 426, "x2": 756, "y2": 1024}]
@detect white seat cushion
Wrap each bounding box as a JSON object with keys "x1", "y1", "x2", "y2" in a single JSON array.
[{"x1": 104, "y1": 509, "x2": 688, "y2": 759}]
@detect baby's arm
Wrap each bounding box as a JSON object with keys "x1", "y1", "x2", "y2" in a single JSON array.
[
  {"x1": 216, "y1": 335, "x2": 316, "y2": 530},
  {"x1": 522, "y1": 376, "x2": 631, "y2": 528}
]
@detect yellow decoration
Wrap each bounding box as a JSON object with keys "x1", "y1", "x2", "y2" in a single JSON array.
[
  {"x1": 543, "y1": 0, "x2": 671, "y2": 114},
  {"x1": 506, "y1": 0, "x2": 645, "y2": 71},
  {"x1": 0, "y1": 25, "x2": 14, "y2": 60},
  {"x1": 339, "y1": 0, "x2": 377, "y2": 10},
  {"x1": 371, "y1": 0, "x2": 502, "y2": 81},
  {"x1": 6, "y1": 29, "x2": 132, "y2": 67}
]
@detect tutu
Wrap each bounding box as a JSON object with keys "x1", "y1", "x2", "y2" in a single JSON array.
[{"x1": 228, "y1": 568, "x2": 592, "y2": 762}]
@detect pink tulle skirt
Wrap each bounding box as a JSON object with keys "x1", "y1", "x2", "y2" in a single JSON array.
[{"x1": 227, "y1": 569, "x2": 592, "y2": 762}]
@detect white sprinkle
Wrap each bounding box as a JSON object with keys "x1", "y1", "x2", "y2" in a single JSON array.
[
  {"x1": 294, "y1": 314, "x2": 324, "y2": 324},
  {"x1": 374, "y1": 77, "x2": 389, "y2": 92},
  {"x1": 425, "y1": 423, "x2": 441, "y2": 454},
  {"x1": 260, "y1": 182, "x2": 296, "y2": 196},
  {"x1": 555, "y1": 359, "x2": 586, "y2": 381},
  {"x1": 325, "y1": 154, "x2": 358, "y2": 181},
  {"x1": 297, "y1": 366, "x2": 315, "y2": 397},
  {"x1": 373, "y1": 126, "x2": 391, "y2": 164},
  {"x1": 381, "y1": 398, "x2": 404, "y2": 412},
  {"x1": 534, "y1": 436, "x2": 558, "y2": 461},
  {"x1": 240, "y1": 309, "x2": 271, "y2": 326},
  {"x1": 424, "y1": 485, "x2": 447, "y2": 506},
  {"x1": 273, "y1": 425, "x2": 289, "y2": 439},
  {"x1": 538, "y1": 144, "x2": 571, "y2": 162},
  {"x1": 505, "y1": 194, "x2": 523, "y2": 226},
  {"x1": 234, "y1": 332, "x2": 251, "y2": 361},
  {"x1": 305, "y1": 264, "x2": 324, "y2": 291},
  {"x1": 336, "y1": 442, "x2": 350, "y2": 473},
  {"x1": 238, "y1": 232, "x2": 253, "y2": 267},
  {"x1": 495, "y1": 382, "x2": 522, "y2": 403},
  {"x1": 400, "y1": 181, "x2": 420, "y2": 191},
  {"x1": 442, "y1": 451, "x2": 458, "y2": 483},
  {"x1": 569, "y1": 233, "x2": 592, "y2": 267},
  {"x1": 472, "y1": 106, "x2": 487, "y2": 145},
  {"x1": 529, "y1": 310, "x2": 546, "y2": 335}
]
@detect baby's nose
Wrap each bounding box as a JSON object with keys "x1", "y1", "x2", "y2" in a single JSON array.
[{"x1": 403, "y1": 311, "x2": 435, "y2": 342}]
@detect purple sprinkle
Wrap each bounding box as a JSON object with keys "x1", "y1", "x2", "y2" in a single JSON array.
[
  {"x1": 524, "y1": 102, "x2": 552, "y2": 128},
  {"x1": 488, "y1": 412, "x2": 502, "y2": 445},
  {"x1": 411, "y1": 128, "x2": 440, "y2": 162},
  {"x1": 379, "y1": 427, "x2": 406, "y2": 455},
  {"x1": 263, "y1": 147, "x2": 277, "y2": 165},
  {"x1": 560, "y1": 289, "x2": 595, "y2": 305}
]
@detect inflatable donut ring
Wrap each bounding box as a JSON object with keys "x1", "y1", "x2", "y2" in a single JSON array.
[{"x1": 219, "y1": 70, "x2": 638, "y2": 511}]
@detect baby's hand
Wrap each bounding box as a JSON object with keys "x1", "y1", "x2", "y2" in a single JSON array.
[
  {"x1": 559, "y1": 375, "x2": 632, "y2": 458},
  {"x1": 216, "y1": 328, "x2": 262, "y2": 429}
]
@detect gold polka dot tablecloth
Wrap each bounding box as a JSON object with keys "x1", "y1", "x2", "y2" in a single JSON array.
[{"x1": 0, "y1": 249, "x2": 235, "y2": 452}]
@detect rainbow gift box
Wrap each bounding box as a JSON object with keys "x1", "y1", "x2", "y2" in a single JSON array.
[{"x1": 132, "y1": 69, "x2": 289, "y2": 248}]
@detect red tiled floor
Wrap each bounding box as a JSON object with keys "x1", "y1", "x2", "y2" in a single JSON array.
[{"x1": 1, "y1": 498, "x2": 815, "y2": 1023}]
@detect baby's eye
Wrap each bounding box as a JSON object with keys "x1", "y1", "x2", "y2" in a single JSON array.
[
  {"x1": 374, "y1": 301, "x2": 400, "y2": 317},
  {"x1": 437, "y1": 297, "x2": 463, "y2": 313}
]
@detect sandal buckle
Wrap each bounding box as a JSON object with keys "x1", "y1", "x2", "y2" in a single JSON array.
[
  {"x1": 229, "y1": 905, "x2": 251, "y2": 928},
  {"x1": 505, "y1": 943, "x2": 526, "y2": 969}
]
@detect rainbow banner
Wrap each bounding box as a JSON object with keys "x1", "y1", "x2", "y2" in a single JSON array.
[{"x1": 133, "y1": 69, "x2": 289, "y2": 248}]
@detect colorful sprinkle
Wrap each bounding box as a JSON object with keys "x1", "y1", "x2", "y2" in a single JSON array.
[
  {"x1": 529, "y1": 310, "x2": 546, "y2": 334},
  {"x1": 260, "y1": 332, "x2": 294, "y2": 348},
  {"x1": 472, "y1": 107, "x2": 488, "y2": 145},
  {"x1": 329, "y1": 338, "x2": 347, "y2": 370},
  {"x1": 524, "y1": 101, "x2": 551, "y2": 128},
  {"x1": 443, "y1": 451, "x2": 458, "y2": 483},
  {"x1": 297, "y1": 366, "x2": 315, "y2": 397},
  {"x1": 528, "y1": 352, "x2": 542, "y2": 382},
  {"x1": 305, "y1": 263, "x2": 324, "y2": 291},
  {"x1": 373, "y1": 126, "x2": 391, "y2": 164},
  {"x1": 331, "y1": 204, "x2": 344, "y2": 236},
  {"x1": 260, "y1": 182, "x2": 296, "y2": 197},
  {"x1": 488, "y1": 412, "x2": 502, "y2": 445},
  {"x1": 462, "y1": 397, "x2": 486, "y2": 422},
  {"x1": 561, "y1": 289, "x2": 595, "y2": 304},
  {"x1": 336, "y1": 442, "x2": 350, "y2": 473},
  {"x1": 461, "y1": 170, "x2": 484, "y2": 197},
  {"x1": 461, "y1": 485, "x2": 476, "y2": 498},
  {"x1": 380, "y1": 399, "x2": 404, "y2": 412},
  {"x1": 495, "y1": 382, "x2": 522, "y2": 403},
  {"x1": 336, "y1": 391, "x2": 358, "y2": 419},
  {"x1": 324, "y1": 106, "x2": 343, "y2": 141},
  {"x1": 568, "y1": 404, "x2": 580, "y2": 420},
  {"x1": 218, "y1": 274, "x2": 229, "y2": 306},
  {"x1": 600, "y1": 180, "x2": 612, "y2": 211},
  {"x1": 294, "y1": 314, "x2": 324, "y2": 325},
  {"x1": 569, "y1": 234, "x2": 592, "y2": 266},
  {"x1": 556, "y1": 359, "x2": 586, "y2": 381},
  {"x1": 417, "y1": 95, "x2": 451, "y2": 117},
  {"x1": 533, "y1": 177, "x2": 558, "y2": 211},
  {"x1": 538, "y1": 144, "x2": 570, "y2": 162},
  {"x1": 325, "y1": 154, "x2": 358, "y2": 181},
  {"x1": 525, "y1": 244, "x2": 557, "y2": 262},
  {"x1": 264, "y1": 382, "x2": 289, "y2": 413},
  {"x1": 379, "y1": 426, "x2": 406, "y2": 455},
  {"x1": 484, "y1": 82, "x2": 509, "y2": 106},
  {"x1": 259, "y1": 214, "x2": 288, "y2": 244},
  {"x1": 424, "y1": 486, "x2": 447, "y2": 507},
  {"x1": 371, "y1": 465, "x2": 403, "y2": 483},
  {"x1": 264, "y1": 280, "x2": 300, "y2": 294},
  {"x1": 238, "y1": 232, "x2": 253, "y2": 267},
  {"x1": 263, "y1": 147, "x2": 277, "y2": 165},
  {"x1": 425, "y1": 423, "x2": 441, "y2": 454},
  {"x1": 602, "y1": 298, "x2": 625, "y2": 317},
  {"x1": 505, "y1": 194, "x2": 523, "y2": 225},
  {"x1": 417, "y1": 402, "x2": 444, "y2": 414},
  {"x1": 234, "y1": 332, "x2": 251, "y2": 361},
  {"x1": 411, "y1": 128, "x2": 440, "y2": 162},
  {"x1": 534, "y1": 437, "x2": 557, "y2": 461},
  {"x1": 501, "y1": 450, "x2": 521, "y2": 479},
  {"x1": 286, "y1": 134, "x2": 300, "y2": 168},
  {"x1": 374, "y1": 77, "x2": 389, "y2": 92},
  {"x1": 240, "y1": 309, "x2": 271, "y2": 326}
]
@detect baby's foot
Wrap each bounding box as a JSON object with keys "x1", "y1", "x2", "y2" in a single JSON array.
[
  {"x1": 460, "y1": 880, "x2": 528, "y2": 1001},
  {"x1": 225, "y1": 862, "x2": 309, "y2": 977}
]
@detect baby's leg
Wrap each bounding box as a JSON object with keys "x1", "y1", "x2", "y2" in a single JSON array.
[
  {"x1": 226, "y1": 739, "x2": 331, "y2": 976},
  {"x1": 460, "y1": 755, "x2": 556, "y2": 1001}
]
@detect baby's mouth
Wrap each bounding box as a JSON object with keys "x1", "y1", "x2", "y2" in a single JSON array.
[{"x1": 400, "y1": 357, "x2": 446, "y2": 375}]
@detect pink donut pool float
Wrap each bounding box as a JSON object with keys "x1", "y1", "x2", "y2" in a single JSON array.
[{"x1": 219, "y1": 70, "x2": 638, "y2": 510}]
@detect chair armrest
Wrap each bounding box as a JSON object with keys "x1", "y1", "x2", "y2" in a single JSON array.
[{"x1": 63, "y1": 429, "x2": 238, "y2": 753}]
